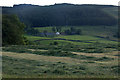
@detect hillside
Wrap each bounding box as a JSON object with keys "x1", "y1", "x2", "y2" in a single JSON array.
[
  {"x1": 2, "y1": 4, "x2": 118, "y2": 27},
  {"x1": 102, "y1": 7, "x2": 118, "y2": 19}
]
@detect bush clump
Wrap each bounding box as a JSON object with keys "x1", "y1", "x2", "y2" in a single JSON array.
[{"x1": 32, "y1": 50, "x2": 76, "y2": 57}]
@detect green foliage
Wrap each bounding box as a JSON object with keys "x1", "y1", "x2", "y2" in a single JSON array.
[
  {"x1": 2, "y1": 14, "x2": 27, "y2": 45},
  {"x1": 52, "y1": 27, "x2": 56, "y2": 32},
  {"x1": 65, "y1": 27, "x2": 82, "y2": 35},
  {"x1": 2, "y1": 46, "x2": 32, "y2": 53},
  {"x1": 56, "y1": 27, "x2": 62, "y2": 32},
  {"x1": 43, "y1": 30, "x2": 48, "y2": 37},
  {"x1": 25, "y1": 26, "x2": 40, "y2": 36},
  {"x1": 53, "y1": 41, "x2": 58, "y2": 45},
  {"x1": 33, "y1": 50, "x2": 75, "y2": 57},
  {"x1": 113, "y1": 32, "x2": 120, "y2": 38},
  {"x1": 95, "y1": 57, "x2": 114, "y2": 61}
]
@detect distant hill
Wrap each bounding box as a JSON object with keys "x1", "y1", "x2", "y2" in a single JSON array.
[{"x1": 2, "y1": 4, "x2": 118, "y2": 27}]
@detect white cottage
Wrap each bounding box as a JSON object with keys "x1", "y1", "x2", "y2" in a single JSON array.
[{"x1": 56, "y1": 32, "x2": 60, "y2": 35}]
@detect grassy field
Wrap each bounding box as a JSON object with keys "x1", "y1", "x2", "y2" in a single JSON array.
[
  {"x1": 37, "y1": 40, "x2": 92, "y2": 46},
  {"x1": 2, "y1": 38, "x2": 119, "y2": 78},
  {"x1": 25, "y1": 34, "x2": 118, "y2": 46},
  {"x1": 24, "y1": 35, "x2": 50, "y2": 41},
  {"x1": 2, "y1": 46, "x2": 119, "y2": 78},
  {"x1": 32, "y1": 26, "x2": 119, "y2": 46},
  {"x1": 3, "y1": 25, "x2": 119, "y2": 78},
  {"x1": 55, "y1": 35, "x2": 100, "y2": 40},
  {"x1": 34, "y1": 26, "x2": 118, "y2": 39}
]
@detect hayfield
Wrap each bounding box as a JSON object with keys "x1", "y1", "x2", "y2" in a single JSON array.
[{"x1": 2, "y1": 49, "x2": 119, "y2": 78}]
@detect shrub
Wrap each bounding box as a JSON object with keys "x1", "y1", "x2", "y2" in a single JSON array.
[
  {"x1": 53, "y1": 41, "x2": 58, "y2": 45},
  {"x1": 95, "y1": 57, "x2": 114, "y2": 61}
]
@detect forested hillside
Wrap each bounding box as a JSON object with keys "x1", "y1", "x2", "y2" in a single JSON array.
[{"x1": 2, "y1": 4, "x2": 118, "y2": 27}]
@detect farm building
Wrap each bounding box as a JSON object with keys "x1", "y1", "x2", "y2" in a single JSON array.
[{"x1": 56, "y1": 32, "x2": 60, "y2": 35}]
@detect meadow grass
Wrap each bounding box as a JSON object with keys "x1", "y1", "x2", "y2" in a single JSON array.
[
  {"x1": 36, "y1": 40, "x2": 91, "y2": 45},
  {"x1": 34, "y1": 26, "x2": 118, "y2": 39},
  {"x1": 3, "y1": 25, "x2": 118, "y2": 78},
  {"x1": 24, "y1": 34, "x2": 118, "y2": 46},
  {"x1": 55, "y1": 35, "x2": 101, "y2": 40},
  {"x1": 24, "y1": 35, "x2": 50, "y2": 41},
  {"x1": 2, "y1": 51, "x2": 119, "y2": 78},
  {"x1": 89, "y1": 40, "x2": 118, "y2": 44}
]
